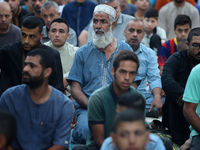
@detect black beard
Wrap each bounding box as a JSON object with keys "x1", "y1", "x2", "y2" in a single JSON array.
[
  {"x1": 22, "y1": 71, "x2": 44, "y2": 89},
  {"x1": 174, "y1": 0, "x2": 184, "y2": 3}
]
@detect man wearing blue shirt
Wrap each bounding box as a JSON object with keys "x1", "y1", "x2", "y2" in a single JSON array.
[
  {"x1": 124, "y1": 19, "x2": 164, "y2": 118},
  {"x1": 67, "y1": 4, "x2": 132, "y2": 144},
  {"x1": 0, "y1": 49, "x2": 73, "y2": 150}
]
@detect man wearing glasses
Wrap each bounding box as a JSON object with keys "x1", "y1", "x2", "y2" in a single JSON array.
[{"x1": 161, "y1": 27, "x2": 200, "y2": 146}]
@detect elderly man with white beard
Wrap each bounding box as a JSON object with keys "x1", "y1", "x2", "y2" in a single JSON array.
[{"x1": 67, "y1": 4, "x2": 133, "y2": 145}]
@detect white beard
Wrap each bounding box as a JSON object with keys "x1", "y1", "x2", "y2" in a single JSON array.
[{"x1": 92, "y1": 26, "x2": 113, "y2": 49}]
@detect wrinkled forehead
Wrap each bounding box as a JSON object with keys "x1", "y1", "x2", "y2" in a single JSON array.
[
  {"x1": 126, "y1": 20, "x2": 144, "y2": 30},
  {"x1": 93, "y1": 12, "x2": 110, "y2": 20}
]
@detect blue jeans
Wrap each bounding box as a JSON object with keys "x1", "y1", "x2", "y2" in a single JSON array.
[
  {"x1": 72, "y1": 100, "x2": 89, "y2": 144},
  {"x1": 143, "y1": 92, "x2": 165, "y2": 110}
]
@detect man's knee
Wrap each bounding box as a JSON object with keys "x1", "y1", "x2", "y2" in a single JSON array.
[{"x1": 72, "y1": 110, "x2": 89, "y2": 144}]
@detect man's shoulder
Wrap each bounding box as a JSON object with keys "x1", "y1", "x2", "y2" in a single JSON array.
[
  {"x1": 86, "y1": 0, "x2": 97, "y2": 6},
  {"x1": 162, "y1": 38, "x2": 175, "y2": 47},
  {"x1": 42, "y1": 44, "x2": 59, "y2": 55},
  {"x1": 139, "y1": 43, "x2": 156, "y2": 55},
  {"x1": 160, "y1": 1, "x2": 173, "y2": 11},
  {"x1": 0, "y1": 41, "x2": 21, "y2": 51},
  {"x1": 121, "y1": 13, "x2": 135, "y2": 21},
  {"x1": 92, "y1": 84, "x2": 110, "y2": 95},
  {"x1": 1, "y1": 84, "x2": 27, "y2": 98},
  {"x1": 184, "y1": 2, "x2": 199, "y2": 13},
  {"x1": 65, "y1": 42, "x2": 79, "y2": 52},
  {"x1": 10, "y1": 24, "x2": 21, "y2": 32},
  {"x1": 51, "y1": 87, "x2": 71, "y2": 103},
  {"x1": 129, "y1": 86, "x2": 141, "y2": 94},
  {"x1": 117, "y1": 40, "x2": 132, "y2": 50},
  {"x1": 76, "y1": 41, "x2": 94, "y2": 53},
  {"x1": 167, "y1": 49, "x2": 188, "y2": 62}
]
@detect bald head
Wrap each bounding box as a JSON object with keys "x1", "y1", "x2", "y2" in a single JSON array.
[
  {"x1": 0, "y1": 1, "x2": 11, "y2": 12},
  {"x1": 0, "y1": 2, "x2": 12, "y2": 33}
]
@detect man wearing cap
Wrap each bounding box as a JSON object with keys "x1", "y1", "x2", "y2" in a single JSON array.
[
  {"x1": 78, "y1": 0, "x2": 135, "y2": 46},
  {"x1": 67, "y1": 4, "x2": 132, "y2": 144}
]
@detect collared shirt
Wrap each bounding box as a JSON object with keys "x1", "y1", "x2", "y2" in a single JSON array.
[
  {"x1": 87, "y1": 13, "x2": 135, "y2": 42},
  {"x1": 134, "y1": 43, "x2": 161, "y2": 93},
  {"x1": 67, "y1": 40, "x2": 132, "y2": 98},
  {"x1": 41, "y1": 26, "x2": 78, "y2": 46}
]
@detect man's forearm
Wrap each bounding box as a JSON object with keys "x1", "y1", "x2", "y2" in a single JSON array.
[
  {"x1": 184, "y1": 102, "x2": 200, "y2": 134},
  {"x1": 71, "y1": 82, "x2": 89, "y2": 109},
  {"x1": 47, "y1": 145, "x2": 67, "y2": 150},
  {"x1": 72, "y1": 90, "x2": 89, "y2": 109},
  {"x1": 152, "y1": 87, "x2": 162, "y2": 97}
]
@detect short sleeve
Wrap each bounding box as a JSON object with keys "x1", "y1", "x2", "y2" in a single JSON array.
[
  {"x1": 53, "y1": 97, "x2": 73, "y2": 148},
  {"x1": 88, "y1": 92, "x2": 104, "y2": 124},
  {"x1": 67, "y1": 50, "x2": 84, "y2": 86},
  {"x1": 183, "y1": 66, "x2": 200, "y2": 104}
]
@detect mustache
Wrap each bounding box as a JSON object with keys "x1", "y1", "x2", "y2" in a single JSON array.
[
  {"x1": 195, "y1": 52, "x2": 200, "y2": 56},
  {"x1": 22, "y1": 43, "x2": 32, "y2": 47},
  {"x1": 95, "y1": 29, "x2": 105, "y2": 33},
  {"x1": 22, "y1": 72, "x2": 31, "y2": 77},
  {"x1": 131, "y1": 38, "x2": 138, "y2": 41}
]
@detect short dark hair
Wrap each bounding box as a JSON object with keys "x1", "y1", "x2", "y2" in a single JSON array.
[
  {"x1": 174, "y1": 14, "x2": 192, "y2": 29},
  {"x1": 144, "y1": 8, "x2": 158, "y2": 19},
  {"x1": 0, "y1": 110, "x2": 16, "y2": 146},
  {"x1": 112, "y1": 109, "x2": 145, "y2": 132},
  {"x1": 187, "y1": 27, "x2": 200, "y2": 43},
  {"x1": 27, "y1": 48, "x2": 55, "y2": 71},
  {"x1": 22, "y1": 16, "x2": 43, "y2": 33},
  {"x1": 113, "y1": 50, "x2": 139, "y2": 71},
  {"x1": 50, "y1": 18, "x2": 69, "y2": 33},
  {"x1": 117, "y1": 92, "x2": 146, "y2": 113}
]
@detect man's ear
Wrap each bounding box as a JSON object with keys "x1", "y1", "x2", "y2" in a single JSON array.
[
  {"x1": 186, "y1": 41, "x2": 189, "y2": 47},
  {"x1": 110, "y1": 133, "x2": 117, "y2": 147},
  {"x1": 112, "y1": 21, "x2": 116, "y2": 30},
  {"x1": 0, "y1": 134, "x2": 7, "y2": 150},
  {"x1": 145, "y1": 131, "x2": 150, "y2": 145},
  {"x1": 40, "y1": 33, "x2": 44, "y2": 40},
  {"x1": 44, "y1": 68, "x2": 52, "y2": 78},
  {"x1": 111, "y1": 67, "x2": 115, "y2": 76},
  {"x1": 124, "y1": 29, "x2": 126, "y2": 37},
  {"x1": 66, "y1": 33, "x2": 70, "y2": 40}
]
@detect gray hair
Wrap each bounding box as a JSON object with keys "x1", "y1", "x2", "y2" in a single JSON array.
[{"x1": 41, "y1": 1, "x2": 59, "y2": 13}]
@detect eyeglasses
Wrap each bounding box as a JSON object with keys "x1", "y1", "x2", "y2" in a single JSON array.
[{"x1": 190, "y1": 43, "x2": 200, "y2": 50}]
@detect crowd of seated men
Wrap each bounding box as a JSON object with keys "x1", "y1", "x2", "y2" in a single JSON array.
[{"x1": 1, "y1": 0, "x2": 200, "y2": 149}]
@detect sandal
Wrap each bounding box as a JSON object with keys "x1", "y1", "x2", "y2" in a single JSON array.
[{"x1": 146, "y1": 120, "x2": 170, "y2": 134}]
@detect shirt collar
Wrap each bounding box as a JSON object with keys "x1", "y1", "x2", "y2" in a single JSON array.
[
  {"x1": 135, "y1": 43, "x2": 142, "y2": 54},
  {"x1": 116, "y1": 13, "x2": 123, "y2": 25},
  {"x1": 109, "y1": 82, "x2": 131, "y2": 104}
]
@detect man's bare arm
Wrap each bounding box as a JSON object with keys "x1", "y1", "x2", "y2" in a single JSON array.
[
  {"x1": 183, "y1": 102, "x2": 200, "y2": 134},
  {"x1": 47, "y1": 145, "x2": 67, "y2": 150},
  {"x1": 91, "y1": 124, "x2": 105, "y2": 149},
  {"x1": 71, "y1": 81, "x2": 89, "y2": 109},
  {"x1": 150, "y1": 87, "x2": 163, "y2": 113}
]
